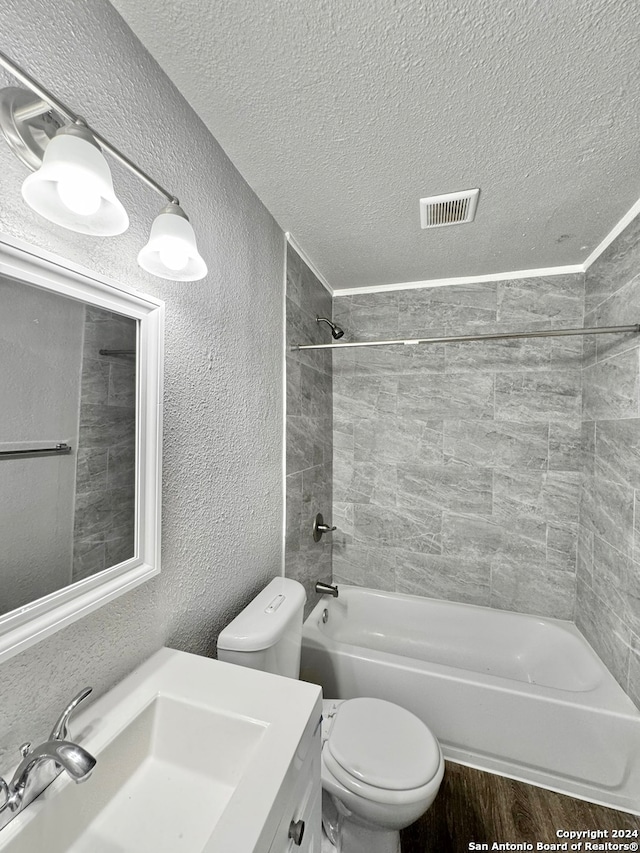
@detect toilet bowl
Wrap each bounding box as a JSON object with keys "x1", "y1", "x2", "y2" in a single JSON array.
[
  {"x1": 319, "y1": 698, "x2": 444, "y2": 853},
  {"x1": 217, "y1": 577, "x2": 444, "y2": 853}
]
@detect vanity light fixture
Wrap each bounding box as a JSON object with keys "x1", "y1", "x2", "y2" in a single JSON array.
[
  {"x1": 138, "y1": 202, "x2": 208, "y2": 281},
  {"x1": 21, "y1": 122, "x2": 129, "y2": 236},
  {"x1": 0, "y1": 51, "x2": 207, "y2": 280}
]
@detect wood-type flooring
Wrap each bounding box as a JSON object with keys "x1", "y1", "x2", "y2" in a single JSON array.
[{"x1": 401, "y1": 762, "x2": 640, "y2": 853}]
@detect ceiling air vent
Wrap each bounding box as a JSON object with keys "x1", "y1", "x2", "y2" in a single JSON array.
[{"x1": 419, "y1": 188, "x2": 480, "y2": 229}]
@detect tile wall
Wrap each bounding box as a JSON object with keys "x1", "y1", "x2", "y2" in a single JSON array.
[
  {"x1": 285, "y1": 245, "x2": 333, "y2": 613},
  {"x1": 332, "y1": 275, "x2": 584, "y2": 619},
  {"x1": 578, "y1": 213, "x2": 640, "y2": 705},
  {"x1": 72, "y1": 308, "x2": 137, "y2": 582}
]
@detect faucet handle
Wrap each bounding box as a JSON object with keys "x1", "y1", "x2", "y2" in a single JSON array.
[
  {"x1": 312, "y1": 513, "x2": 337, "y2": 542},
  {"x1": 49, "y1": 687, "x2": 92, "y2": 741},
  {"x1": 18, "y1": 743, "x2": 31, "y2": 758}
]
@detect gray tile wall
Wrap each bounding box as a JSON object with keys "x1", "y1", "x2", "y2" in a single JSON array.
[
  {"x1": 332, "y1": 275, "x2": 584, "y2": 619},
  {"x1": 285, "y1": 246, "x2": 333, "y2": 613},
  {"x1": 72, "y1": 308, "x2": 137, "y2": 582},
  {"x1": 578, "y1": 213, "x2": 640, "y2": 706}
]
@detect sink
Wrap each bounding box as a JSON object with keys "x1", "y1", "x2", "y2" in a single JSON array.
[
  {"x1": 0, "y1": 649, "x2": 322, "y2": 853},
  {"x1": 3, "y1": 698, "x2": 266, "y2": 853}
]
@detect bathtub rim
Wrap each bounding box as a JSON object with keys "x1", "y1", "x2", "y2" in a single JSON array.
[{"x1": 303, "y1": 585, "x2": 640, "y2": 718}]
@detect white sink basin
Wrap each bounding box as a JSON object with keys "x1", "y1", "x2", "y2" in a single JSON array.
[
  {"x1": 0, "y1": 649, "x2": 322, "y2": 853},
  {"x1": 12, "y1": 698, "x2": 266, "y2": 853}
]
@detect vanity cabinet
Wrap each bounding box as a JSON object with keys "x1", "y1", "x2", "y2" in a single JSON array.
[{"x1": 266, "y1": 713, "x2": 322, "y2": 853}]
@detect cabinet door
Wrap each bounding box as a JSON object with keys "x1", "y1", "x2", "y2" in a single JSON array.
[
  {"x1": 267, "y1": 731, "x2": 321, "y2": 853},
  {"x1": 296, "y1": 786, "x2": 321, "y2": 853}
]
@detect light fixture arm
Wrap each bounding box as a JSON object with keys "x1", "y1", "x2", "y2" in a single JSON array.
[
  {"x1": 0, "y1": 49, "x2": 178, "y2": 206},
  {"x1": 12, "y1": 97, "x2": 51, "y2": 123}
]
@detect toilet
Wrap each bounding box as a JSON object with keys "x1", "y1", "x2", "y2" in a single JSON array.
[{"x1": 217, "y1": 578, "x2": 444, "y2": 853}]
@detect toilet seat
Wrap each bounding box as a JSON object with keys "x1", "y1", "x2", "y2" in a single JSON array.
[{"x1": 323, "y1": 697, "x2": 442, "y2": 805}]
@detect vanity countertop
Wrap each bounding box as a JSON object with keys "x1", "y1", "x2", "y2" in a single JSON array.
[{"x1": 0, "y1": 647, "x2": 322, "y2": 853}]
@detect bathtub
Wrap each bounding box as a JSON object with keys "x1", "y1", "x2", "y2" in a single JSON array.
[{"x1": 300, "y1": 585, "x2": 640, "y2": 814}]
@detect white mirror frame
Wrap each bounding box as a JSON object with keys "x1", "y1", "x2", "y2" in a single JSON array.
[{"x1": 0, "y1": 233, "x2": 163, "y2": 664}]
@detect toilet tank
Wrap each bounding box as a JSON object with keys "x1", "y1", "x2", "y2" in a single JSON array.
[{"x1": 217, "y1": 577, "x2": 306, "y2": 678}]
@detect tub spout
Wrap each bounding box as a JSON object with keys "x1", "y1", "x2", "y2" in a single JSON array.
[{"x1": 315, "y1": 581, "x2": 338, "y2": 597}]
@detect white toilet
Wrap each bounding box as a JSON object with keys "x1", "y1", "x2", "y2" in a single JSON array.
[{"x1": 217, "y1": 577, "x2": 444, "y2": 853}]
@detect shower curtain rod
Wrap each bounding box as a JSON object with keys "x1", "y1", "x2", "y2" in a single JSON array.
[{"x1": 293, "y1": 324, "x2": 640, "y2": 350}]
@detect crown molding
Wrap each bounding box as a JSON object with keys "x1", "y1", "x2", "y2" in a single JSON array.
[
  {"x1": 332, "y1": 264, "x2": 585, "y2": 297},
  {"x1": 285, "y1": 233, "x2": 333, "y2": 295},
  {"x1": 287, "y1": 192, "x2": 640, "y2": 297}
]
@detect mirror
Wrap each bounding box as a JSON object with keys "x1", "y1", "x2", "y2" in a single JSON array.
[
  {"x1": 0, "y1": 235, "x2": 163, "y2": 663},
  {"x1": 1, "y1": 280, "x2": 137, "y2": 615}
]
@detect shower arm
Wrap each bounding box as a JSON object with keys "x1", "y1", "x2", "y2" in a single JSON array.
[{"x1": 316, "y1": 316, "x2": 345, "y2": 340}]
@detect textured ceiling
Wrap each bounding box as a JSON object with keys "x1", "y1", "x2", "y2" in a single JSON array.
[{"x1": 109, "y1": 0, "x2": 640, "y2": 290}]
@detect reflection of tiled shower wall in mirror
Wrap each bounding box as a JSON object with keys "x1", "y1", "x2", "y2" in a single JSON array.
[
  {"x1": 72, "y1": 308, "x2": 137, "y2": 582},
  {"x1": 0, "y1": 277, "x2": 83, "y2": 614}
]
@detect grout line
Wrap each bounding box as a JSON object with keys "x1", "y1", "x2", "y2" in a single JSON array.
[
  {"x1": 584, "y1": 271, "x2": 640, "y2": 319},
  {"x1": 634, "y1": 491, "x2": 638, "y2": 580},
  {"x1": 287, "y1": 462, "x2": 328, "y2": 477},
  {"x1": 581, "y1": 412, "x2": 640, "y2": 422},
  {"x1": 579, "y1": 336, "x2": 640, "y2": 367}
]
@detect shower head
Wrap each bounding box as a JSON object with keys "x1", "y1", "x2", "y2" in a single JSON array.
[{"x1": 316, "y1": 316, "x2": 345, "y2": 340}]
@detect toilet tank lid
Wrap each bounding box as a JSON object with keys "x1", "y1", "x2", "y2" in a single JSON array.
[{"x1": 217, "y1": 577, "x2": 307, "y2": 652}]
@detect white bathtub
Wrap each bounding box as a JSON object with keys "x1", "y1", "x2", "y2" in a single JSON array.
[{"x1": 300, "y1": 586, "x2": 640, "y2": 814}]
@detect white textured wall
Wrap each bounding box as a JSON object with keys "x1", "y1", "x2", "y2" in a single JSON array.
[{"x1": 0, "y1": 0, "x2": 284, "y2": 771}]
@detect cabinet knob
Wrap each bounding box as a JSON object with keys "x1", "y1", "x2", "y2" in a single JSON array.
[{"x1": 288, "y1": 818, "x2": 305, "y2": 846}]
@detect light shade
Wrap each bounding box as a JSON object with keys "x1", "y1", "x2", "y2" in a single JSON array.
[
  {"x1": 21, "y1": 125, "x2": 129, "y2": 235},
  {"x1": 137, "y1": 204, "x2": 207, "y2": 281}
]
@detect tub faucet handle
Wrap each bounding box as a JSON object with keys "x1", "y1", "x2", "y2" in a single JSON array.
[{"x1": 312, "y1": 513, "x2": 336, "y2": 542}]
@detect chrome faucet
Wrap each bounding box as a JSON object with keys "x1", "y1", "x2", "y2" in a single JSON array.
[
  {"x1": 315, "y1": 581, "x2": 339, "y2": 597},
  {"x1": 0, "y1": 687, "x2": 96, "y2": 830}
]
